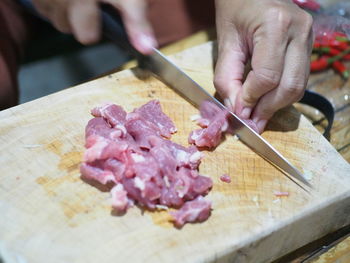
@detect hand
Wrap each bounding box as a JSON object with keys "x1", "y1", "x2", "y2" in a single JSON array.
[
  {"x1": 31, "y1": 0, "x2": 157, "y2": 54},
  {"x1": 214, "y1": 0, "x2": 313, "y2": 133}
]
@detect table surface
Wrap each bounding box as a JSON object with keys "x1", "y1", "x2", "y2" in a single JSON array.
[{"x1": 119, "y1": 28, "x2": 350, "y2": 263}]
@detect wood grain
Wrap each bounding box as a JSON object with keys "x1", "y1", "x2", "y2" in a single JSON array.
[{"x1": 0, "y1": 42, "x2": 349, "y2": 263}]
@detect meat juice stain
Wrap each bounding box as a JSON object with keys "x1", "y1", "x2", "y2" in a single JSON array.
[
  {"x1": 144, "y1": 210, "x2": 173, "y2": 228},
  {"x1": 58, "y1": 151, "x2": 82, "y2": 173},
  {"x1": 38, "y1": 141, "x2": 92, "y2": 222},
  {"x1": 45, "y1": 139, "x2": 63, "y2": 155}
]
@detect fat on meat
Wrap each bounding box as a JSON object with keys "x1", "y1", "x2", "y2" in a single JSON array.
[{"x1": 81, "y1": 100, "x2": 212, "y2": 227}]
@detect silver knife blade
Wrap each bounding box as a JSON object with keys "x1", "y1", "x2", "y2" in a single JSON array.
[{"x1": 142, "y1": 48, "x2": 311, "y2": 188}]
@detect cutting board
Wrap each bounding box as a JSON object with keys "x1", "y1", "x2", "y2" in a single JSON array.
[{"x1": 1, "y1": 42, "x2": 349, "y2": 263}]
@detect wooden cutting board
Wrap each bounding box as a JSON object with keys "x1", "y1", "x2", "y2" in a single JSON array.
[{"x1": 0, "y1": 42, "x2": 349, "y2": 263}]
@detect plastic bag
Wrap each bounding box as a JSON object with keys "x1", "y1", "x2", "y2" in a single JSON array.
[{"x1": 293, "y1": 0, "x2": 350, "y2": 40}]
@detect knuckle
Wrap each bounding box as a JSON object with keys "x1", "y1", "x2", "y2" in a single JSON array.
[
  {"x1": 298, "y1": 12, "x2": 314, "y2": 41},
  {"x1": 283, "y1": 81, "x2": 305, "y2": 101},
  {"x1": 254, "y1": 68, "x2": 280, "y2": 88},
  {"x1": 266, "y1": 6, "x2": 292, "y2": 31},
  {"x1": 242, "y1": 91, "x2": 258, "y2": 105}
]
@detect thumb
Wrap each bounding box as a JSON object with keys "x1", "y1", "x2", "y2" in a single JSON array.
[{"x1": 109, "y1": 0, "x2": 157, "y2": 54}]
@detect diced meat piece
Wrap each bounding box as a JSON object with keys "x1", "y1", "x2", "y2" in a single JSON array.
[
  {"x1": 86, "y1": 117, "x2": 112, "y2": 139},
  {"x1": 190, "y1": 100, "x2": 261, "y2": 148},
  {"x1": 188, "y1": 101, "x2": 229, "y2": 148},
  {"x1": 170, "y1": 196, "x2": 212, "y2": 227},
  {"x1": 196, "y1": 118, "x2": 210, "y2": 128},
  {"x1": 111, "y1": 184, "x2": 129, "y2": 212},
  {"x1": 123, "y1": 178, "x2": 157, "y2": 209},
  {"x1": 91, "y1": 103, "x2": 127, "y2": 127},
  {"x1": 172, "y1": 168, "x2": 193, "y2": 199},
  {"x1": 80, "y1": 162, "x2": 116, "y2": 185},
  {"x1": 83, "y1": 135, "x2": 128, "y2": 163},
  {"x1": 192, "y1": 175, "x2": 213, "y2": 195},
  {"x1": 220, "y1": 174, "x2": 231, "y2": 183},
  {"x1": 160, "y1": 186, "x2": 184, "y2": 208},
  {"x1": 104, "y1": 159, "x2": 125, "y2": 182},
  {"x1": 149, "y1": 141, "x2": 177, "y2": 177},
  {"x1": 189, "y1": 121, "x2": 222, "y2": 148},
  {"x1": 274, "y1": 191, "x2": 290, "y2": 197},
  {"x1": 125, "y1": 116, "x2": 159, "y2": 149},
  {"x1": 134, "y1": 100, "x2": 176, "y2": 138},
  {"x1": 199, "y1": 100, "x2": 223, "y2": 120},
  {"x1": 149, "y1": 136, "x2": 203, "y2": 170}
]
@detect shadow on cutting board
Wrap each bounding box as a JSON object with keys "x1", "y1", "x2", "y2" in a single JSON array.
[{"x1": 266, "y1": 106, "x2": 301, "y2": 133}]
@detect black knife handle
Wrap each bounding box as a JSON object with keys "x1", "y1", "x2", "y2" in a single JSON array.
[{"x1": 299, "y1": 89, "x2": 334, "y2": 140}]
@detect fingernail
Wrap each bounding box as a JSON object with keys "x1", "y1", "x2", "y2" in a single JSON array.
[
  {"x1": 255, "y1": 119, "x2": 267, "y2": 134},
  {"x1": 240, "y1": 107, "x2": 252, "y2": 119}
]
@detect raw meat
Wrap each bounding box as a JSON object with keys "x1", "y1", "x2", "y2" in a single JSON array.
[
  {"x1": 81, "y1": 100, "x2": 212, "y2": 227},
  {"x1": 273, "y1": 191, "x2": 290, "y2": 197},
  {"x1": 188, "y1": 100, "x2": 229, "y2": 148},
  {"x1": 188, "y1": 100, "x2": 260, "y2": 149},
  {"x1": 220, "y1": 174, "x2": 231, "y2": 183},
  {"x1": 170, "y1": 196, "x2": 212, "y2": 227}
]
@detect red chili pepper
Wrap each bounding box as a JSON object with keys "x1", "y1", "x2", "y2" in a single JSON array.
[
  {"x1": 344, "y1": 54, "x2": 350, "y2": 60},
  {"x1": 313, "y1": 42, "x2": 322, "y2": 49},
  {"x1": 311, "y1": 57, "x2": 329, "y2": 72},
  {"x1": 293, "y1": 0, "x2": 321, "y2": 11},
  {"x1": 328, "y1": 39, "x2": 348, "y2": 51},
  {"x1": 333, "y1": 32, "x2": 349, "y2": 42},
  {"x1": 332, "y1": 61, "x2": 349, "y2": 79},
  {"x1": 313, "y1": 46, "x2": 341, "y2": 56},
  {"x1": 310, "y1": 47, "x2": 350, "y2": 72}
]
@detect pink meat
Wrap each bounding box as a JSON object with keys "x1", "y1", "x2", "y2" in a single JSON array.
[
  {"x1": 170, "y1": 196, "x2": 212, "y2": 228},
  {"x1": 83, "y1": 135, "x2": 128, "y2": 163},
  {"x1": 80, "y1": 162, "x2": 116, "y2": 185},
  {"x1": 125, "y1": 117, "x2": 159, "y2": 149},
  {"x1": 189, "y1": 100, "x2": 261, "y2": 148},
  {"x1": 91, "y1": 103, "x2": 127, "y2": 127},
  {"x1": 220, "y1": 174, "x2": 231, "y2": 183},
  {"x1": 134, "y1": 100, "x2": 176, "y2": 138},
  {"x1": 111, "y1": 184, "x2": 129, "y2": 212},
  {"x1": 81, "y1": 100, "x2": 213, "y2": 227},
  {"x1": 188, "y1": 101, "x2": 229, "y2": 149}
]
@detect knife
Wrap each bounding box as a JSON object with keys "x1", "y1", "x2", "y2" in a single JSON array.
[{"x1": 21, "y1": 2, "x2": 311, "y2": 188}]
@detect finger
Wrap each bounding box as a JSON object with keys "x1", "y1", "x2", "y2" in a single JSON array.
[
  {"x1": 214, "y1": 31, "x2": 246, "y2": 113},
  {"x1": 251, "y1": 38, "x2": 311, "y2": 133},
  {"x1": 47, "y1": 0, "x2": 71, "y2": 34},
  {"x1": 68, "y1": 0, "x2": 100, "y2": 44},
  {"x1": 239, "y1": 17, "x2": 289, "y2": 119},
  {"x1": 108, "y1": 0, "x2": 157, "y2": 54}
]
